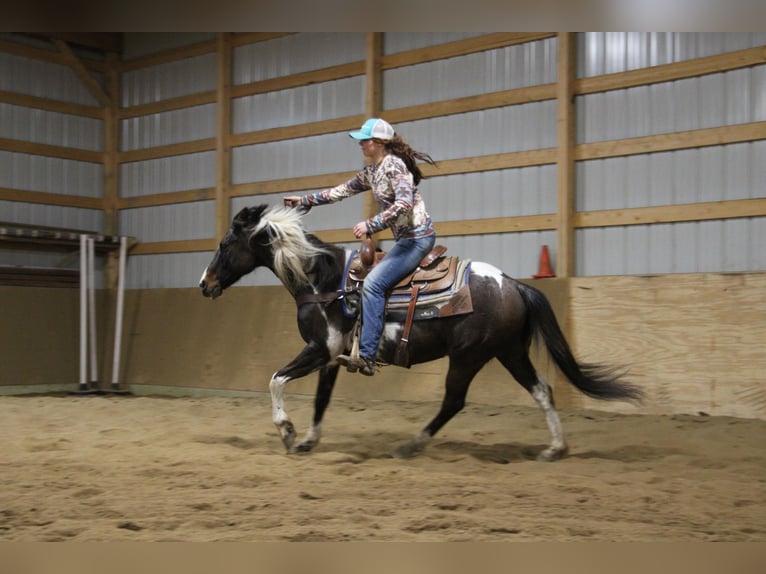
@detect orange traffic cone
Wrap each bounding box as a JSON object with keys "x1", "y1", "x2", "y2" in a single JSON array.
[{"x1": 532, "y1": 245, "x2": 556, "y2": 278}]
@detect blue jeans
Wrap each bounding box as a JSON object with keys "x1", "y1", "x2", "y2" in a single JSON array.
[{"x1": 359, "y1": 234, "x2": 436, "y2": 360}]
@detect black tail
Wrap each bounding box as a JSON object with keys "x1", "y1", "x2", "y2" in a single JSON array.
[{"x1": 516, "y1": 281, "x2": 643, "y2": 404}]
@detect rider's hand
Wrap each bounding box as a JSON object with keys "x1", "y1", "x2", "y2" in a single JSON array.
[
  {"x1": 353, "y1": 222, "x2": 369, "y2": 239},
  {"x1": 283, "y1": 196, "x2": 302, "y2": 208}
]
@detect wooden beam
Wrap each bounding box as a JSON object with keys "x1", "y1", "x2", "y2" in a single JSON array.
[
  {"x1": 119, "y1": 91, "x2": 217, "y2": 119},
  {"x1": 229, "y1": 115, "x2": 365, "y2": 148},
  {"x1": 576, "y1": 121, "x2": 766, "y2": 161},
  {"x1": 574, "y1": 198, "x2": 766, "y2": 229},
  {"x1": 364, "y1": 32, "x2": 383, "y2": 224},
  {"x1": 118, "y1": 188, "x2": 216, "y2": 210},
  {"x1": 27, "y1": 33, "x2": 122, "y2": 54},
  {"x1": 385, "y1": 84, "x2": 556, "y2": 124},
  {"x1": 556, "y1": 32, "x2": 576, "y2": 278},
  {"x1": 0, "y1": 138, "x2": 103, "y2": 163},
  {"x1": 576, "y1": 44, "x2": 766, "y2": 96},
  {"x1": 0, "y1": 90, "x2": 102, "y2": 118},
  {"x1": 216, "y1": 33, "x2": 232, "y2": 240},
  {"x1": 118, "y1": 39, "x2": 217, "y2": 72},
  {"x1": 52, "y1": 39, "x2": 110, "y2": 107},
  {"x1": 130, "y1": 238, "x2": 217, "y2": 255},
  {"x1": 119, "y1": 138, "x2": 216, "y2": 164},
  {"x1": 0, "y1": 38, "x2": 107, "y2": 73},
  {"x1": 103, "y1": 52, "x2": 120, "y2": 239},
  {"x1": 0, "y1": 187, "x2": 103, "y2": 209},
  {"x1": 231, "y1": 61, "x2": 365, "y2": 99},
  {"x1": 380, "y1": 33, "x2": 556, "y2": 70},
  {"x1": 230, "y1": 33, "x2": 297, "y2": 47}
]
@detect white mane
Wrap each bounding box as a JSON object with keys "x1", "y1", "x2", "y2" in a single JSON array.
[{"x1": 249, "y1": 206, "x2": 329, "y2": 288}]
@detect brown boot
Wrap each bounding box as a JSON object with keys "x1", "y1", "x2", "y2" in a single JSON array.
[{"x1": 336, "y1": 354, "x2": 375, "y2": 376}]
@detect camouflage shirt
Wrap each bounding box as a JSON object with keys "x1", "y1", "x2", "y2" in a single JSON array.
[{"x1": 299, "y1": 154, "x2": 434, "y2": 240}]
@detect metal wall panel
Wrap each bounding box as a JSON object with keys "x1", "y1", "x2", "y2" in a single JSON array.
[
  {"x1": 0, "y1": 200, "x2": 103, "y2": 231},
  {"x1": 0, "y1": 151, "x2": 103, "y2": 197},
  {"x1": 232, "y1": 77, "x2": 365, "y2": 133},
  {"x1": 119, "y1": 201, "x2": 215, "y2": 243},
  {"x1": 233, "y1": 33, "x2": 365, "y2": 84},
  {"x1": 119, "y1": 151, "x2": 216, "y2": 198},
  {"x1": 126, "y1": 251, "x2": 217, "y2": 289},
  {"x1": 579, "y1": 32, "x2": 766, "y2": 77},
  {"x1": 231, "y1": 132, "x2": 363, "y2": 183},
  {"x1": 576, "y1": 218, "x2": 766, "y2": 276},
  {"x1": 0, "y1": 103, "x2": 103, "y2": 151},
  {"x1": 120, "y1": 103, "x2": 216, "y2": 151},
  {"x1": 0, "y1": 52, "x2": 101, "y2": 106},
  {"x1": 121, "y1": 53, "x2": 217, "y2": 107},
  {"x1": 383, "y1": 38, "x2": 557, "y2": 109},
  {"x1": 392, "y1": 102, "x2": 558, "y2": 162},
  {"x1": 577, "y1": 66, "x2": 766, "y2": 143},
  {"x1": 122, "y1": 33, "x2": 217, "y2": 60}
]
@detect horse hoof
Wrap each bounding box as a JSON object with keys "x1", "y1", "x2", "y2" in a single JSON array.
[
  {"x1": 536, "y1": 446, "x2": 568, "y2": 462},
  {"x1": 394, "y1": 442, "x2": 423, "y2": 459},
  {"x1": 278, "y1": 421, "x2": 297, "y2": 451},
  {"x1": 290, "y1": 441, "x2": 316, "y2": 454}
]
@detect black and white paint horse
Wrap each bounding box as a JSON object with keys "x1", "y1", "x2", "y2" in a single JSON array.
[{"x1": 200, "y1": 205, "x2": 642, "y2": 460}]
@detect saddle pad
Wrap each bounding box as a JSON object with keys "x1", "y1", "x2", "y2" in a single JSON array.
[{"x1": 341, "y1": 253, "x2": 473, "y2": 321}]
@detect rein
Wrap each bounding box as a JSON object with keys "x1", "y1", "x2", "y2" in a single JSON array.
[{"x1": 295, "y1": 289, "x2": 350, "y2": 307}]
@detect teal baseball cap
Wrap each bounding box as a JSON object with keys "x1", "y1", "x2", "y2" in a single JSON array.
[{"x1": 349, "y1": 118, "x2": 395, "y2": 141}]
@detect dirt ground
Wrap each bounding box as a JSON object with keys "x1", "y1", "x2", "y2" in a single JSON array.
[{"x1": 0, "y1": 393, "x2": 764, "y2": 542}]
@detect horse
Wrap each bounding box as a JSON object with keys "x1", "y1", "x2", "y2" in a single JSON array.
[{"x1": 200, "y1": 204, "x2": 643, "y2": 460}]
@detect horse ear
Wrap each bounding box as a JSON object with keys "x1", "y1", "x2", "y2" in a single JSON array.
[{"x1": 232, "y1": 205, "x2": 268, "y2": 230}]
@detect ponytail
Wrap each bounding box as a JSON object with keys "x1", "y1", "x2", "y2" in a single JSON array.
[{"x1": 383, "y1": 135, "x2": 436, "y2": 186}]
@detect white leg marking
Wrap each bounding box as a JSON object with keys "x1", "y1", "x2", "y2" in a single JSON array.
[
  {"x1": 470, "y1": 261, "x2": 504, "y2": 288},
  {"x1": 531, "y1": 377, "x2": 568, "y2": 459},
  {"x1": 269, "y1": 372, "x2": 289, "y2": 425}
]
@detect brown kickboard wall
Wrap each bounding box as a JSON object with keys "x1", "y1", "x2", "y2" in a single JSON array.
[{"x1": 3, "y1": 273, "x2": 765, "y2": 421}]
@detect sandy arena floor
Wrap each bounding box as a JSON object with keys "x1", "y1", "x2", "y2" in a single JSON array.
[{"x1": 0, "y1": 393, "x2": 764, "y2": 541}]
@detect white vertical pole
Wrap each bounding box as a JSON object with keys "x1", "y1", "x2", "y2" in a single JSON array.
[
  {"x1": 79, "y1": 234, "x2": 88, "y2": 391},
  {"x1": 111, "y1": 236, "x2": 127, "y2": 390},
  {"x1": 87, "y1": 237, "x2": 98, "y2": 386}
]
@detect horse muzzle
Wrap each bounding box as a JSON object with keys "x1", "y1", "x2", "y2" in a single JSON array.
[{"x1": 199, "y1": 277, "x2": 223, "y2": 299}]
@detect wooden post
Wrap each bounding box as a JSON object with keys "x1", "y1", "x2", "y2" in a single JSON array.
[
  {"x1": 216, "y1": 33, "x2": 232, "y2": 240},
  {"x1": 104, "y1": 51, "x2": 121, "y2": 288},
  {"x1": 556, "y1": 32, "x2": 576, "y2": 278},
  {"x1": 363, "y1": 33, "x2": 383, "y2": 229}
]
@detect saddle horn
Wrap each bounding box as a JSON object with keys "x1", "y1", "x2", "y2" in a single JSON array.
[{"x1": 360, "y1": 234, "x2": 375, "y2": 269}]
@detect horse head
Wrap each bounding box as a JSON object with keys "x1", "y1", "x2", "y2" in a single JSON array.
[
  {"x1": 200, "y1": 205, "x2": 270, "y2": 299},
  {"x1": 200, "y1": 204, "x2": 328, "y2": 299}
]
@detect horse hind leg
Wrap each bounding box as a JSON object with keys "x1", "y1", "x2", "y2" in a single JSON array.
[
  {"x1": 395, "y1": 357, "x2": 484, "y2": 459},
  {"x1": 499, "y1": 353, "x2": 568, "y2": 461}
]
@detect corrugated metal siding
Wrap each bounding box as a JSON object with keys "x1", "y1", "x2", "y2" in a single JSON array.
[
  {"x1": 578, "y1": 66, "x2": 766, "y2": 143},
  {"x1": 121, "y1": 53, "x2": 217, "y2": 107},
  {"x1": 0, "y1": 200, "x2": 103, "y2": 231},
  {"x1": 579, "y1": 32, "x2": 766, "y2": 77},
  {"x1": 0, "y1": 103, "x2": 103, "y2": 151},
  {"x1": 119, "y1": 201, "x2": 215, "y2": 243},
  {"x1": 577, "y1": 218, "x2": 766, "y2": 276},
  {"x1": 575, "y1": 33, "x2": 766, "y2": 277},
  {"x1": 232, "y1": 77, "x2": 365, "y2": 133},
  {"x1": 231, "y1": 132, "x2": 362, "y2": 183},
  {"x1": 119, "y1": 151, "x2": 216, "y2": 198},
  {"x1": 0, "y1": 51, "x2": 101, "y2": 106},
  {"x1": 0, "y1": 151, "x2": 103, "y2": 197},
  {"x1": 233, "y1": 33, "x2": 365, "y2": 85},
  {"x1": 383, "y1": 38, "x2": 557, "y2": 109},
  {"x1": 126, "y1": 252, "x2": 216, "y2": 289},
  {"x1": 120, "y1": 103, "x2": 216, "y2": 150}
]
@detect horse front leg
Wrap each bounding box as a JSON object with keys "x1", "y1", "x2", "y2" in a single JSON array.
[
  {"x1": 269, "y1": 342, "x2": 328, "y2": 452},
  {"x1": 292, "y1": 364, "x2": 340, "y2": 453}
]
